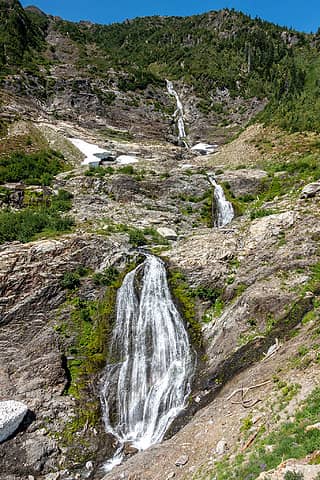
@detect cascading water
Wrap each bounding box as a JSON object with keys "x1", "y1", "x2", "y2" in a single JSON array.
[
  {"x1": 166, "y1": 79, "x2": 188, "y2": 147},
  {"x1": 208, "y1": 175, "x2": 234, "y2": 227},
  {"x1": 100, "y1": 254, "x2": 194, "y2": 471}
]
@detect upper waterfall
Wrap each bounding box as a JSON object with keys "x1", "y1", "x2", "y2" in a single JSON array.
[
  {"x1": 166, "y1": 79, "x2": 188, "y2": 147},
  {"x1": 100, "y1": 254, "x2": 194, "y2": 471},
  {"x1": 208, "y1": 175, "x2": 234, "y2": 227}
]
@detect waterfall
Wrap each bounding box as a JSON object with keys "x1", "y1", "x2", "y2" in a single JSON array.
[
  {"x1": 100, "y1": 254, "x2": 194, "y2": 471},
  {"x1": 208, "y1": 175, "x2": 234, "y2": 227},
  {"x1": 166, "y1": 79, "x2": 188, "y2": 147}
]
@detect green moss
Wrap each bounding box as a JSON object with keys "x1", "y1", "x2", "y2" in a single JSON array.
[{"x1": 168, "y1": 270, "x2": 202, "y2": 347}]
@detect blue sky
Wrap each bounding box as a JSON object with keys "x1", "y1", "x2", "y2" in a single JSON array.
[{"x1": 21, "y1": 0, "x2": 319, "y2": 33}]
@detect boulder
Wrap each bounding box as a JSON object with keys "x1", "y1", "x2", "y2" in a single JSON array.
[
  {"x1": 0, "y1": 401, "x2": 28, "y2": 443},
  {"x1": 215, "y1": 440, "x2": 228, "y2": 455},
  {"x1": 175, "y1": 454, "x2": 189, "y2": 466},
  {"x1": 123, "y1": 443, "x2": 139, "y2": 456},
  {"x1": 157, "y1": 227, "x2": 178, "y2": 241},
  {"x1": 300, "y1": 181, "x2": 320, "y2": 198}
]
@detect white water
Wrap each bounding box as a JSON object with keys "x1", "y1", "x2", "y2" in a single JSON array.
[
  {"x1": 100, "y1": 254, "x2": 194, "y2": 471},
  {"x1": 208, "y1": 176, "x2": 234, "y2": 227},
  {"x1": 166, "y1": 79, "x2": 188, "y2": 146}
]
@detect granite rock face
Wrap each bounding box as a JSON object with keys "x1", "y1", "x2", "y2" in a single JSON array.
[
  {"x1": 0, "y1": 233, "x2": 129, "y2": 477},
  {"x1": 216, "y1": 169, "x2": 268, "y2": 197}
]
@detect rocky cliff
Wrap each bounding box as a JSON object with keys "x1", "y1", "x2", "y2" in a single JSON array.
[{"x1": 0, "y1": 3, "x2": 320, "y2": 480}]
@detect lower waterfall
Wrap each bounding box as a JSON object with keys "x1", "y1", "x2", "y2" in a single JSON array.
[
  {"x1": 100, "y1": 254, "x2": 194, "y2": 471},
  {"x1": 208, "y1": 175, "x2": 234, "y2": 227}
]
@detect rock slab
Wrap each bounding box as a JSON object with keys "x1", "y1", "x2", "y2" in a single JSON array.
[
  {"x1": 0, "y1": 401, "x2": 28, "y2": 443},
  {"x1": 157, "y1": 227, "x2": 178, "y2": 241}
]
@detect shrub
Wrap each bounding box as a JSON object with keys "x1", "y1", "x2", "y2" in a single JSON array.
[
  {"x1": 128, "y1": 228, "x2": 146, "y2": 247},
  {"x1": 250, "y1": 208, "x2": 275, "y2": 220},
  {"x1": 118, "y1": 165, "x2": 135, "y2": 175},
  {"x1": 60, "y1": 271, "x2": 81, "y2": 290},
  {"x1": 0, "y1": 207, "x2": 74, "y2": 244},
  {"x1": 0, "y1": 150, "x2": 67, "y2": 185},
  {"x1": 284, "y1": 472, "x2": 304, "y2": 480},
  {"x1": 92, "y1": 267, "x2": 119, "y2": 286}
]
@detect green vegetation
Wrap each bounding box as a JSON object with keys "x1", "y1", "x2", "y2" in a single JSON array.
[
  {"x1": 0, "y1": 189, "x2": 74, "y2": 243},
  {"x1": 101, "y1": 127, "x2": 134, "y2": 142},
  {"x1": 55, "y1": 261, "x2": 139, "y2": 455},
  {"x1": 55, "y1": 10, "x2": 305, "y2": 102},
  {"x1": 250, "y1": 208, "x2": 276, "y2": 220},
  {"x1": 0, "y1": 150, "x2": 68, "y2": 185},
  {"x1": 100, "y1": 221, "x2": 169, "y2": 247},
  {"x1": 199, "y1": 190, "x2": 213, "y2": 226},
  {"x1": 0, "y1": 0, "x2": 48, "y2": 74},
  {"x1": 92, "y1": 266, "x2": 119, "y2": 286},
  {"x1": 284, "y1": 472, "x2": 304, "y2": 480},
  {"x1": 202, "y1": 387, "x2": 320, "y2": 480},
  {"x1": 60, "y1": 266, "x2": 90, "y2": 290},
  {"x1": 52, "y1": 8, "x2": 320, "y2": 132},
  {"x1": 84, "y1": 166, "x2": 114, "y2": 177},
  {"x1": 168, "y1": 270, "x2": 204, "y2": 346},
  {"x1": 226, "y1": 149, "x2": 320, "y2": 219},
  {"x1": 260, "y1": 51, "x2": 320, "y2": 133},
  {"x1": 1, "y1": 2, "x2": 320, "y2": 133},
  {"x1": 60, "y1": 282, "x2": 120, "y2": 398}
]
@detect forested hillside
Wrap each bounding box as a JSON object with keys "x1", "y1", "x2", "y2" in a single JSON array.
[{"x1": 0, "y1": 2, "x2": 319, "y2": 134}]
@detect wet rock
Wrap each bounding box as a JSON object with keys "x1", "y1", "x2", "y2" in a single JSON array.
[
  {"x1": 123, "y1": 443, "x2": 139, "y2": 456},
  {"x1": 0, "y1": 401, "x2": 28, "y2": 442},
  {"x1": 85, "y1": 461, "x2": 94, "y2": 470},
  {"x1": 175, "y1": 454, "x2": 189, "y2": 466},
  {"x1": 215, "y1": 440, "x2": 228, "y2": 455},
  {"x1": 300, "y1": 181, "x2": 320, "y2": 198}
]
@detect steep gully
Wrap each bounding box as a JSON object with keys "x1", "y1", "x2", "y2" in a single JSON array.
[{"x1": 99, "y1": 82, "x2": 234, "y2": 472}]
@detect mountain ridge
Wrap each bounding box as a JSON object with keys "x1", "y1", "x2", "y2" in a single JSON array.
[{"x1": 1, "y1": 0, "x2": 319, "y2": 139}]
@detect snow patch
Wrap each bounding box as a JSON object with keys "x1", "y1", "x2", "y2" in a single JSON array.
[
  {"x1": 191, "y1": 143, "x2": 218, "y2": 155},
  {"x1": 69, "y1": 138, "x2": 110, "y2": 165},
  {"x1": 116, "y1": 155, "x2": 138, "y2": 165},
  {"x1": 69, "y1": 138, "x2": 139, "y2": 166}
]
